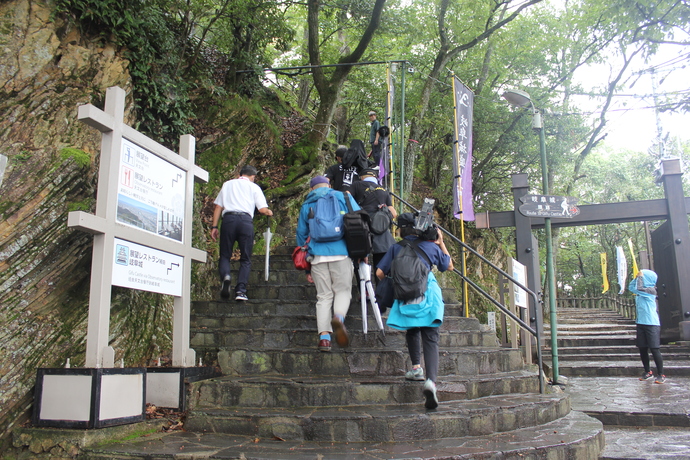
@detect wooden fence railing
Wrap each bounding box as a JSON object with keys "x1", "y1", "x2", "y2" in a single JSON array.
[{"x1": 556, "y1": 293, "x2": 635, "y2": 320}]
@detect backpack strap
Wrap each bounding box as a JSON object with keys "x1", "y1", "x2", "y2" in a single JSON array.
[
  {"x1": 344, "y1": 191, "x2": 355, "y2": 213},
  {"x1": 398, "y1": 238, "x2": 432, "y2": 268}
]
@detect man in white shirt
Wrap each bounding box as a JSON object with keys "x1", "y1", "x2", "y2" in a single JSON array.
[{"x1": 210, "y1": 165, "x2": 273, "y2": 300}]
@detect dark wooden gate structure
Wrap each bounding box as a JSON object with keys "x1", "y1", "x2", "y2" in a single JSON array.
[{"x1": 477, "y1": 158, "x2": 690, "y2": 343}]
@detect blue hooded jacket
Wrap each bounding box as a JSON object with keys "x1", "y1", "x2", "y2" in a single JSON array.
[
  {"x1": 628, "y1": 269, "x2": 660, "y2": 326},
  {"x1": 296, "y1": 187, "x2": 360, "y2": 257}
]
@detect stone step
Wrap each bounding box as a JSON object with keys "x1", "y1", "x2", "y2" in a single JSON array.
[
  {"x1": 555, "y1": 308, "x2": 627, "y2": 315},
  {"x1": 207, "y1": 281, "x2": 461, "y2": 304},
  {"x1": 187, "y1": 371, "x2": 540, "y2": 409},
  {"x1": 546, "y1": 352, "x2": 690, "y2": 361},
  {"x1": 556, "y1": 317, "x2": 634, "y2": 324},
  {"x1": 79, "y1": 410, "x2": 603, "y2": 460},
  {"x1": 191, "y1": 324, "x2": 496, "y2": 352},
  {"x1": 191, "y1": 309, "x2": 483, "y2": 331},
  {"x1": 550, "y1": 336, "x2": 636, "y2": 347},
  {"x1": 549, "y1": 344, "x2": 690, "y2": 355},
  {"x1": 558, "y1": 360, "x2": 690, "y2": 377},
  {"x1": 184, "y1": 393, "x2": 570, "y2": 442},
  {"x1": 215, "y1": 346, "x2": 527, "y2": 377},
  {"x1": 546, "y1": 331, "x2": 635, "y2": 337},
  {"x1": 194, "y1": 296, "x2": 466, "y2": 316},
  {"x1": 554, "y1": 324, "x2": 637, "y2": 332}
]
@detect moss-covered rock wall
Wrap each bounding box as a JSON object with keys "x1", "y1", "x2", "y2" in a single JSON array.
[{"x1": 0, "y1": 0, "x2": 313, "y2": 450}]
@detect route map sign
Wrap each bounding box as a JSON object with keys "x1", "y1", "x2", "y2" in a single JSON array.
[
  {"x1": 519, "y1": 194, "x2": 580, "y2": 218},
  {"x1": 117, "y1": 138, "x2": 186, "y2": 242}
]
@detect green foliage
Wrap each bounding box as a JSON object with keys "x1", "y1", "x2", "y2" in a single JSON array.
[
  {"x1": 59, "y1": 147, "x2": 91, "y2": 167},
  {"x1": 66, "y1": 198, "x2": 94, "y2": 212},
  {"x1": 54, "y1": 0, "x2": 194, "y2": 146}
]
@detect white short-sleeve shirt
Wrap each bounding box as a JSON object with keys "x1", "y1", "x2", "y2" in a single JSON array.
[{"x1": 214, "y1": 176, "x2": 268, "y2": 217}]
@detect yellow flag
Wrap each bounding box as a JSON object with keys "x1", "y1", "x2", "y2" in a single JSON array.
[
  {"x1": 600, "y1": 252, "x2": 609, "y2": 293},
  {"x1": 627, "y1": 238, "x2": 639, "y2": 277}
]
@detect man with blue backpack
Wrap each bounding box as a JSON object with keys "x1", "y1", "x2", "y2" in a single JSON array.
[{"x1": 296, "y1": 175, "x2": 361, "y2": 352}]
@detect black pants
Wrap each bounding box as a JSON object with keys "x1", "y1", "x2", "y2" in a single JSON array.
[
  {"x1": 219, "y1": 213, "x2": 253, "y2": 293},
  {"x1": 406, "y1": 327, "x2": 440, "y2": 383},
  {"x1": 371, "y1": 142, "x2": 382, "y2": 166}
]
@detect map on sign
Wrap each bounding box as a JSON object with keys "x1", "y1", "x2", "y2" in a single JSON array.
[
  {"x1": 117, "y1": 138, "x2": 186, "y2": 241},
  {"x1": 519, "y1": 194, "x2": 580, "y2": 218}
]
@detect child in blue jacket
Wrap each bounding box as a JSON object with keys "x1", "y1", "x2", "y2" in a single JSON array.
[{"x1": 629, "y1": 269, "x2": 665, "y2": 384}]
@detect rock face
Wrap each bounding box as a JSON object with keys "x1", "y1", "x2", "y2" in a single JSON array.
[{"x1": 0, "y1": 0, "x2": 135, "y2": 446}]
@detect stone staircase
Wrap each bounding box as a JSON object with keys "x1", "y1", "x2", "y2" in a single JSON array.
[
  {"x1": 81, "y1": 247, "x2": 604, "y2": 459},
  {"x1": 546, "y1": 308, "x2": 690, "y2": 377}
]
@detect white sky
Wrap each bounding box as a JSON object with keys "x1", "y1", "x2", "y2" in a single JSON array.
[{"x1": 573, "y1": 44, "x2": 690, "y2": 154}]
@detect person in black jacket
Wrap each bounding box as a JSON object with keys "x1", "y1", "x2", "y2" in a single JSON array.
[
  {"x1": 351, "y1": 168, "x2": 397, "y2": 273},
  {"x1": 325, "y1": 145, "x2": 359, "y2": 193}
]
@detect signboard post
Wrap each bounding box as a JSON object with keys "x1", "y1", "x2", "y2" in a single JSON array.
[
  {"x1": 34, "y1": 86, "x2": 210, "y2": 428},
  {"x1": 68, "y1": 86, "x2": 208, "y2": 368}
]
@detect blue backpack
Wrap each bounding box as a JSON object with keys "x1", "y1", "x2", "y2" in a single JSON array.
[{"x1": 309, "y1": 190, "x2": 345, "y2": 242}]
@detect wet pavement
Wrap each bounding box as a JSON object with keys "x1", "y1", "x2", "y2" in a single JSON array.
[{"x1": 567, "y1": 376, "x2": 690, "y2": 459}]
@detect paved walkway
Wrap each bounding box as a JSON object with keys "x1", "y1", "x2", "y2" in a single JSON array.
[{"x1": 567, "y1": 376, "x2": 690, "y2": 459}]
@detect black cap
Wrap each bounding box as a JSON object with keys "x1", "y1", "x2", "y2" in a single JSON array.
[
  {"x1": 360, "y1": 168, "x2": 377, "y2": 177},
  {"x1": 397, "y1": 212, "x2": 415, "y2": 228}
]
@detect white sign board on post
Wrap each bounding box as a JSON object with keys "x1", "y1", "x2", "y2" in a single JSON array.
[
  {"x1": 112, "y1": 238, "x2": 183, "y2": 296},
  {"x1": 67, "y1": 86, "x2": 209, "y2": 368},
  {"x1": 118, "y1": 138, "x2": 186, "y2": 242},
  {"x1": 508, "y1": 258, "x2": 531, "y2": 362}
]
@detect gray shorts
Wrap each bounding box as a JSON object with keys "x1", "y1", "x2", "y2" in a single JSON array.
[{"x1": 636, "y1": 324, "x2": 661, "y2": 349}]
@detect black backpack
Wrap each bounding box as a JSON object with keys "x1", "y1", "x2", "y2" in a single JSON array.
[
  {"x1": 390, "y1": 239, "x2": 431, "y2": 301},
  {"x1": 370, "y1": 203, "x2": 393, "y2": 235},
  {"x1": 342, "y1": 139, "x2": 369, "y2": 173},
  {"x1": 342, "y1": 192, "x2": 372, "y2": 259}
]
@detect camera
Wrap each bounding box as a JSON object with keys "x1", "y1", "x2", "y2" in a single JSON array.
[{"x1": 414, "y1": 198, "x2": 438, "y2": 241}]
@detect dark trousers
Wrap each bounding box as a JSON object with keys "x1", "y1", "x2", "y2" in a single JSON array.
[
  {"x1": 219, "y1": 213, "x2": 254, "y2": 293},
  {"x1": 371, "y1": 142, "x2": 382, "y2": 166},
  {"x1": 406, "y1": 327, "x2": 440, "y2": 383},
  {"x1": 639, "y1": 347, "x2": 664, "y2": 375}
]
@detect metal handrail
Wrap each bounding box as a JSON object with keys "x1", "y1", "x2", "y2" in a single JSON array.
[{"x1": 391, "y1": 192, "x2": 545, "y2": 393}]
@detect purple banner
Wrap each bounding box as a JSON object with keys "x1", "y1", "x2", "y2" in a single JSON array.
[
  {"x1": 380, "y1": 66, "x2": 395, "y2": 183},
  {"x1": 452, "y1": 76, "x2": 474, "y2": 221}
]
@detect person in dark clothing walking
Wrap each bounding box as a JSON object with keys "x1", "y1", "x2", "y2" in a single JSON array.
[
  {"x1": 351, "y1": 168, "x2": 397, "y2": 274},
  {"x1": 325, "y1": 145, "x2": 359, "y2": 193},
  {"x1": 210, "y1": 165, "x2": 272, "y2": 301},
  {"x1": 368, "y1": 111, "x2": 381, "y2": 166}
]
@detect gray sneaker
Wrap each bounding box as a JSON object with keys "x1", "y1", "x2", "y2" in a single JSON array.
[
  {"x1": 423, "y1": 379, "x2": 438, "y2": 410},
  {"x1": 405, "y1": 367, "x2": 425, "y2": 381},
  {"x1": 639, "y1": 371, "x2": 654, "y2": 381}
]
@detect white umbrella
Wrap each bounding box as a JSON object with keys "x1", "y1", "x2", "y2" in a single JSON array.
[{"x1": 263, "y1": 224, "x2": 273, "y2": 281}]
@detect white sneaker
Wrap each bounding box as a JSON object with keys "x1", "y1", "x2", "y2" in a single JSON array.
[
  {"x1": 423, "y1": 379, "x2": 438, "y2": 409},
  {"x1": 405, "y1": 367, "x2": 425, "y2": 381}
]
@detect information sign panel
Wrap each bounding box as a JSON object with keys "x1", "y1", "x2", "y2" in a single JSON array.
[
  {"x1": 117, "y1": 138, "x2": 186, "y2": 242},
  {"x1": 112, "y1": 238, "x2": 183, "y2": 296},
  {"x1": 519, "y1": 194, "x2": 580, "y2": 218}
]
